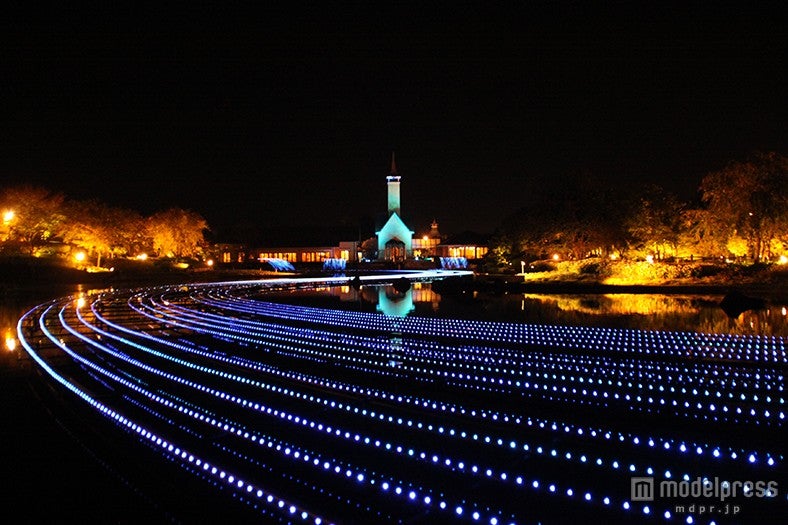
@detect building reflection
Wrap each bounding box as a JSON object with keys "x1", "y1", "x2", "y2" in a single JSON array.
[
  {"x1": 376, "y1": 287, "x2": 415, "y2": 317},
  {"x1": 277, "y1": 285, "x2": 786, "y2": 336},
  {"x1": 324, "y1": 282, "x2": 441, "y2": 317}
]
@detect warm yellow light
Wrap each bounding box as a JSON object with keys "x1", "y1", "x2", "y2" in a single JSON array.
[
  {"x1": 646, "y1": 254, "x2": 654, "y2": 264},
  {"x1": 4, "y1": 331, "x2": 16, "y2": 352},
  {"x1": 422, "y1": 236, "x2": 429, "y2": 241},
  {"x1": 552, "y1": 253, "x2": 560, "y2": 261},
  {"x1": 778, "y1": 255, "x2": 788, "y2": 265},
  {"x1": 74, "y1": 251, "x2": 86, "y2": 263},
  {"x1": 2, "y1": 210, "x2": 14, "y2": 223},
  {"x1": 76, "y1": 297, "x2": 86, "y2": 308},
  {"x1": 609, "y1": 253, "x2": 618, "y2": 260},
  {"x1": 136, "y1": 253, "x2": 148, "y2": 261},
  {"x1": 206, "y1": 259, "x2": 214, "y2": 267}
]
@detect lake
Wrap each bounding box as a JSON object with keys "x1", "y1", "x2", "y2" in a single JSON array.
[
  {"x1": 260, "y1": 281, "x2": 788, "y2": 337},
  {"x1": 4, "y1": 281, "x2": 788, "y2": 358}
]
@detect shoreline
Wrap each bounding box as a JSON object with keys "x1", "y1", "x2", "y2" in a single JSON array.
[
  {"x1": 436, "y1": 272, "x2": 788, "y2": 303},
  {"x1": 2, "y1": 259, "x2": 787, "y2": 303}
]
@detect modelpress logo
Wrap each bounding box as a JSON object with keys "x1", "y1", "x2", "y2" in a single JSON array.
[
  {"x1": 631, "y1": 477, "x2": 655, "y2": 501},
  {"x1": 630, "y1": 476, "x2": 779, "y2": 502}
]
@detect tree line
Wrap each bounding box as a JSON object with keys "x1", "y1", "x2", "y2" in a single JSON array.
[
  {"x1": 0, "y1": 186, "x2": 209, "y2": 266},
  {"x1": 3, "y1": 151, "x2": 786, "y2": 270},
  {"x1": 486, "y1": 151, "x2": 788, "y2": 270}
]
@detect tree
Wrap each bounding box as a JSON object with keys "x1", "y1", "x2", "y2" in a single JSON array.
[
  {"x1": 678, "y1": 208, "x2": 727, "y2": 259},
  {"x1": 699, "y1": 152, "x2": 788, "y2": 262},
  {"x1": 499, "y1": 172, "x2": 631, "y2": 261},
  {"x1": 625, "y1": 184, "x2": 685, "y2": 260},
  {"x1": 0, "y1": 186, "x2": 66, "y2": 255},
  {"x1": 482, "y1": 231, "x2": 517, "y2": 272},
  {"x1": 360, "y1": 237, "x2": 377, "y2": 260},
  {"x1": 146, "y1": 208, "x2": 209, "y2": 259},
  {"x1": 61, "y1": 200, "x2": 146, "y2": 266}
]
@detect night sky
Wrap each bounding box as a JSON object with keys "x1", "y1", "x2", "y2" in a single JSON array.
[{"x1": 2, "y1": 4, "x2": 785, "y2": 240}]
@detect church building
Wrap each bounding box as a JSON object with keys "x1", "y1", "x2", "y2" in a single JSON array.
[
  {"x1": 376, "y1": 153, "x2": 414, "y2": 261},
  {"x1": 216, "y1": 152, "x2": 487, "y2": 269}
]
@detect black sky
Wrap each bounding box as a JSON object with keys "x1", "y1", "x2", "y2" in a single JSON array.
[{"x1": 1, "y1": 3, "x2": 786, "y2": 239}]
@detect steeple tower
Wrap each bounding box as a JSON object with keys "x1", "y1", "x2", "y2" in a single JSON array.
[
  {"x1": 376, "y1": 152, "x2": 414, "y2": 261},
  {"x1": 386, "y1": 151, "x2": 401, "y2": 217}
]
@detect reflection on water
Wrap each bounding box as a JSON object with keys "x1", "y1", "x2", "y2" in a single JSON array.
[
  {"x1": 275, "y1": 283, "x2": 788, "y2": 336},
  {"x1": 4, "y1": 281, "x2": 787, "y2": 350},
  {"x1": 514, "y1": 293, "x2": 788, "y2": 337},
  {"x1": 0, "y1": 284, "x2": 108, "y2": 363},
  {"x1": 376, "y1": 287, "x2": 416, "y2": 317}
]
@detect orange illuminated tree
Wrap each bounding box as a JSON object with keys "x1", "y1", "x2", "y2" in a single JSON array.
[
  {"x1": 146, "y1": 208, "x2": 209, "y2": 259},
  {"x1": 61, "y1": 200, "x2": 146, "y2": 267},
  {"x1": 0, "y1": 185, "x2": 66, "y2": 255},
  {"x1": 699, "y1": 152, "x2": 788, "y2": 262},
  {"x1": 625, "y1": 184, "x2": 685, "y2": 260}
]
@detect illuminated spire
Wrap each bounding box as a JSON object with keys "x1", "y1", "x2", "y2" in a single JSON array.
[{"x1": 386, "y1": 152, "x2": 401, "y2": 216}]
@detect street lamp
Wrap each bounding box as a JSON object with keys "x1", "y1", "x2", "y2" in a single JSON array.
[{"x1": 2, "y1": 210, "x2": 14, "y2": 224}]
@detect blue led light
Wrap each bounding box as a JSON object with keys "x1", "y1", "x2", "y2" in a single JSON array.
[{"x1": 15, "y1": 273, "x2": 785, "y2": 525}]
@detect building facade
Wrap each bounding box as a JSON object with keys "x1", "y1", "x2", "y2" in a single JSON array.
[
  {"x1": 376, "y1": 153, "x2": 415, "y2": 261},
  {"x1": 216, "y1": 153, "x2": 487, "y2": 268}
]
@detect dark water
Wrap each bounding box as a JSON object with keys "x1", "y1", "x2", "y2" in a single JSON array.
[
  {"x1": 1, "y1": 279, "x2": 785, "y2": 523},
  {"x1": 1, "y1": 284, "x2": 89, "y2": 362},
  {"x1": 264, "y1": 282, "x2": 788, "y2": 337},
  {"x1": 3, "y1": 280, "x2": 787, "y2": 360}
]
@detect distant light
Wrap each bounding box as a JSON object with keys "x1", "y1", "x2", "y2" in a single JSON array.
[
  {"x1": 552, "y1": 253, "x2": 560, "y2": 261},
  {"x1": 2, "y1": 210, "x2": 14, "y2": 223},
  {"x1": 609, "y1": 253, "x2": 618, "y2": 260},
  {"x1": 206, "y1": 259, "x2": 214, "y2": 267},
  {"x1": 646, "y1": 254, "x2": 654, "y2": 264},
  {"x1": 136, "y1": 253, "x2": 148, "y2": 261},
  {"x1": 4, "y1": 330, "x2": 16, "y2": 352},
  {"x1": 74, "y1": 251, "x2": 86, "y2": 263},
  {"x1": 423, "y1": 236, "x2": 429, "y2": 241},
  {"x1": 76, "y1": 297, "x2": 86, "y2": 309},
  {"x1": 778, "y1": 255, "x2": 788, "y2": 265}
]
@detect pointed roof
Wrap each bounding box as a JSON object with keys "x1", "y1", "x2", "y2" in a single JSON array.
[{"x1": 376, "y1": 212, "x2": 415, "y2": 237}]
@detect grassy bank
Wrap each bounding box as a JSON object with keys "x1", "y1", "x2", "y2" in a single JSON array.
[{"x1": 476, "y1": 259, "x2": 788, "y2": 301}]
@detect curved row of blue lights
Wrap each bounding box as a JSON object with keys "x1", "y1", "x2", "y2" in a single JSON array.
[{"x1": 16, "y1": 272, "x2": 785, "y2": 525}]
